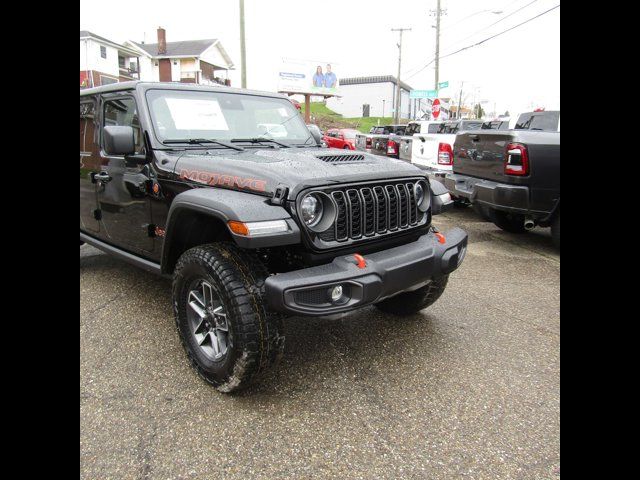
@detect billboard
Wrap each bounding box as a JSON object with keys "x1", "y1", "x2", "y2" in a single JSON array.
[{"x1": 278, "y1": 58, "x2": 340, "y2": 96}]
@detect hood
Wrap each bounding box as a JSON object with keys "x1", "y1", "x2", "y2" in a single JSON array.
[{"x1": 172, "y1": 147, "x2": 424, "y2": 199}]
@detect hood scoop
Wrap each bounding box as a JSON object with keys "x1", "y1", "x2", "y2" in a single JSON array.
[{"x1": 315, "y1": 153, "x2": 367, "y2": 163}]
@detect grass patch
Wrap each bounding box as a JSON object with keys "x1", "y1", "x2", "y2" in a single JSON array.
[{"x1": 300, "y1": 102, "x2": 396, "y2": 133}]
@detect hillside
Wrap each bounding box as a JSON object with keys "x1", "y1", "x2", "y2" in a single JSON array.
[{"x1": 300, "y1": 102, "x2": 400, "y2": 133}]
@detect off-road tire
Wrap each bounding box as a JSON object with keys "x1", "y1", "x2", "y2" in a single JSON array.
[
  {"x1": 375, "y1": 275, "x2": 449, "y2": 316},
  {"x1": 490, "y1": 209, "x2": 527, "y2": 233},
  {"x1": 551, "y1": 213, "x2": 560, "y2": 249},
  {"x1": 172, "y1": 243, "x2": 284, "y2": 393}
]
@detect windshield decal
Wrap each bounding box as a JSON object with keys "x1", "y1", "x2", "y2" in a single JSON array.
[
  {"x1": 178, "y1": 169, "x2": 267, "y2": 192},
  {"x1": 165, "y1": 98, "x2": 229, "y2": 131}
]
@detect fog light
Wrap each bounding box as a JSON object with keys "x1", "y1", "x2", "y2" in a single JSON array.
[{"x1": 330, "y1": 285, "x2": 343, "y2": 303}]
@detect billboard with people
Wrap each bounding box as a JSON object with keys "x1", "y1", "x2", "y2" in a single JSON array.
[{"x1": 278, "y1": 58, "x2": 340, "y2": 96}]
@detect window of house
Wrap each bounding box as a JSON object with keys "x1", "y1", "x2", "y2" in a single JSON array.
[
  {"x1": 103, "y1": 97, "x2": 142, "y2": 152},
  {"x1": 100, "y1": 46, "x2": 107, "y2": 59},
  {"x1": 118, "y1": 56, "x2": 125, "y2": 68}
]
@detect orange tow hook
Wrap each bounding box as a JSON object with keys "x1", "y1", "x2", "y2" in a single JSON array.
[
  {"x1": 353, "y1": 253, "x2": 367, "y2": 269},
  {"x1": 435, "y1": 232, "x2": 446, "y2": 244}
]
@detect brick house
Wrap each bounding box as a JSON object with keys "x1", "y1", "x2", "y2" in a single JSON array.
[{"x1": 123, "y1": 28, "x2": 234, "y2": 86}]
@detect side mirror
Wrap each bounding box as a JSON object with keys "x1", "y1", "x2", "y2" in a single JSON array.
[
  {"x1": 103, "y1": 126, "x2": 136, "y2": 156},
  {"x1": 308, "y1": 127, "x2": 323, "y2": 145}
]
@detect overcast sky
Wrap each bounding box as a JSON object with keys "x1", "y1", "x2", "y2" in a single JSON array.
[{"x1": 80, "y1": 0, "x2": 559, "y2": 116}]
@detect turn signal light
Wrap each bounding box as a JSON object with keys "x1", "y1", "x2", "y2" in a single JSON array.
[{"x1": 228, "y1": 221, "x2": 249, "y2": 236}]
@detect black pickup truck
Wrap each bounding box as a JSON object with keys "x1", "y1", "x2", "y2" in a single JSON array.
[
  {"x1": 80, "y1": 82, "x2": 466, "y2": 392},
  {"x1": 445, "y1": 112, "x2": 560, "y2": 247},
  {"x1": 354, "y1": 124, "x2": 407, "y2": 156}
]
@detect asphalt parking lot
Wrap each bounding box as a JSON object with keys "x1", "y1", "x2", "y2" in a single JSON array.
[{"x1": 80, "y1": 207, "x2": 560, "y2": 479}]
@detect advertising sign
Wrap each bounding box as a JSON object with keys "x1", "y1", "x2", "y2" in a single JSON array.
[{"x1": 278, "y1": 58, "x2": 340, "y2": 96}]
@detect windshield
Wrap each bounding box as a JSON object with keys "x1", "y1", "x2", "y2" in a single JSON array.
[{"x1": 146, "y1": 89, "x2": 313, "y2": 145}]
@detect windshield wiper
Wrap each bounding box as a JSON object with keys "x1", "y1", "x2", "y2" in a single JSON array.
[
  {"x1": 231, "y1": 137, "x2": 291, "y2": 148},
  {"x1": 163, "y1": 138, "x2": 245, "y2": 151}
]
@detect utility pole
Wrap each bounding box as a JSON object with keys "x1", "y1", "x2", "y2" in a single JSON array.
[
  {"x1": 457, "y1": 81, "x2": 464, "y2": 119},
  {"x1": 391, "y1": 27, "x2": 411, "y2": 124},
  {"x1": 429, "y1": 0, "x2": 446, "y2": 92},
  {"x1": 435, "y1": 0, "x2": 441, "y2": 91},
  {"x1": 239, "y1": 0, "x2": 247, "y2": 88}
]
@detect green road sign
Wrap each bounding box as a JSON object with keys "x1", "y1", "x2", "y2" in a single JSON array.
[
  {"x1": 410, "y1": 89, "x2": 438, "y2": 99},
  {"x1": 438, "y1": 81, "x2": 449, "y2": 89}
]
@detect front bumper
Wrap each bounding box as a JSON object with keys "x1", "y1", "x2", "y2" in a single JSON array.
[{"x1": 265, "y1": 228, "x2": 468, "y2": 316}]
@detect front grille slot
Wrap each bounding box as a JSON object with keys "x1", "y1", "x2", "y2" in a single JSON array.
[
  {"x1": 332, "y1": 191, "x2": 348, "y2": 241},
  {"x1": 361, "y1": 188, "x2": 375, "y2": 236},
  {"x1": 346, "y1": 189, "x2": 362, "y2": 238},
  {"x1": 313, "y1": 179, "x2": 426, "y2": 246},
  {"x1": 386, "y1": 185, "x2": 399, "y2": 230}
]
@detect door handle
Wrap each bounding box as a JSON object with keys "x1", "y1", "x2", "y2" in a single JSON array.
[
  {"x1": 94, "y1": 172, "x2": 112, "y2": 183},
  {"x1": 469, "y1": 134, "x2": 480, "y2": 142}
]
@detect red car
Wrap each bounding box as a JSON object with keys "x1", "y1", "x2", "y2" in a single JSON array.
[{"x1": 322, "y1": 128, "x2": 359, "y2": 150}]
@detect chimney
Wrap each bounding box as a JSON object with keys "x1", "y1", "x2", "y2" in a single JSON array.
[{"x1": 157, "y1": 27, "x2": 166, "y2": 55}]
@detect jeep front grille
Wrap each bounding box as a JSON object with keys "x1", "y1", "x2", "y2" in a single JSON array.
[{"x1": 316, "y1": 180, "x2": 427, "y2": 244}]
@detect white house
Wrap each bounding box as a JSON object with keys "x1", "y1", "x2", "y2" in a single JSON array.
[
  {"x1": 123, "y1": 28, "x2": 234, "y2": 86},
  {"x1": 80, "y1": 31, "x2": 142, "y2": 88},
  {"x1": 326, "y1": 76, "x2": 414, "y2": 119}
]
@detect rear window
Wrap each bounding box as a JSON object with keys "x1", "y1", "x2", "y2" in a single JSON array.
[
  {"x1": 405, "y1": 123, "x2": 419, "y2": 135},
  {"x1": 426, "y1": 123, "x2": 441, "y2": 133},
  {"x1": 460, "y1": 121, "x2": 483, "y2": 131},
  {"x1": 515, "y1": 112, "x2": 559, "y2": 131}
]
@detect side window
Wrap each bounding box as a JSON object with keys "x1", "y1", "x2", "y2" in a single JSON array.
[
  {"x1": 102, "y1": 97, "x2": 142, "y2": 153},
  {"x1": 100, "y1": 46, "x2": 107, "y2": 59}
]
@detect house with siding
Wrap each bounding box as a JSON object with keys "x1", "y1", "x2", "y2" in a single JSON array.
[
  {"x1": 124, "y1": 28, "x2": 234, "y2": 86},
  {"x1": 80, "y1": 31, "x2": 142, "y2": 88}
]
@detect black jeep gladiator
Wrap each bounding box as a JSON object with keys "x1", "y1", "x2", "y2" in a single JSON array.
[{"x1": 80, "y1": 82, "x2": 467, "y2": 392}]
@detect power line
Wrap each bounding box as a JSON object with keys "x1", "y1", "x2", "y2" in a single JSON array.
[
  {"x1": 404, "y1": 4, "x2": 559, "y2": 81},
  {"x1": 402, "y1": 0, "x2": 536, "y2": 78},
  {"x1": 441, "y1": 0, "x2": 542, "y2": 51},
  {"x1": 439, "y1": 0, "x2": 523, "y2": 34}
]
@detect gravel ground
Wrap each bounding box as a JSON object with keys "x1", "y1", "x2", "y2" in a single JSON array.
[{"x1": 80, "y1": 207, "x2": 560, "y2": 479}]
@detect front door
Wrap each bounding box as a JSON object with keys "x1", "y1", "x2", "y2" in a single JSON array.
[
  {"x1": 96, "y1": 95, "x2": 154, "y2": 254},
  {"x1": 80, "y1": 98, "x2": 100, "y2": 234}
]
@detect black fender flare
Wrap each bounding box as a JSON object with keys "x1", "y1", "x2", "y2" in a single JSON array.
[
  {"x1": 430, "y1": 179, "x2": 453, "y2": 215},
  {"x1": 161, "y1": 188, "x2": 301, "y2": 272}
]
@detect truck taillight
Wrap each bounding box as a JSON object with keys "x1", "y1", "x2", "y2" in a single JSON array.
[
  {"x1": 387, "y1": 139, "x2": 398, "y2": 155},
  {"x1": 366, "y1": 137, "x2": 372, "y2": 148},
  {"x1": 504, "y1": 143, "x2": 529, "y2": 176},
  {"x1": 438, "y1": 143, "x2": 453, "y2": 165}
]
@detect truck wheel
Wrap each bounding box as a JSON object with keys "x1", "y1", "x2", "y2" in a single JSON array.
[
  {"x1": 375, "y1": 275, "x2": 449, "y2": 316},
  {"x1": 551, "y1": 214, "x2": 560, "y2": 249},
  {"x1": 490, "y1": 210, "x2": 527, "y2": 233},
  {"x1": 172, "y1": 243, "x2": 284, "y2": 393}
]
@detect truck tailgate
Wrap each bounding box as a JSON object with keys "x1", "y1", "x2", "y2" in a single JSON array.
[
  {"x1": 412, "y1": 133, "x2": 456, "y2": 170},
  {"x1": 453, "y1": 131, "x2": 512, "y2": 181}
]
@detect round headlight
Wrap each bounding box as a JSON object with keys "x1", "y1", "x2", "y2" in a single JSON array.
[
  {"x1": 301, "y1": 194, "x2": 323, "y2": 227},
  {"x1": 415, "y1": 182, "x2": 425, "y2": 206},
  {"x1": 415, "y1": 181, "x2": 430, "y2": 212}
]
